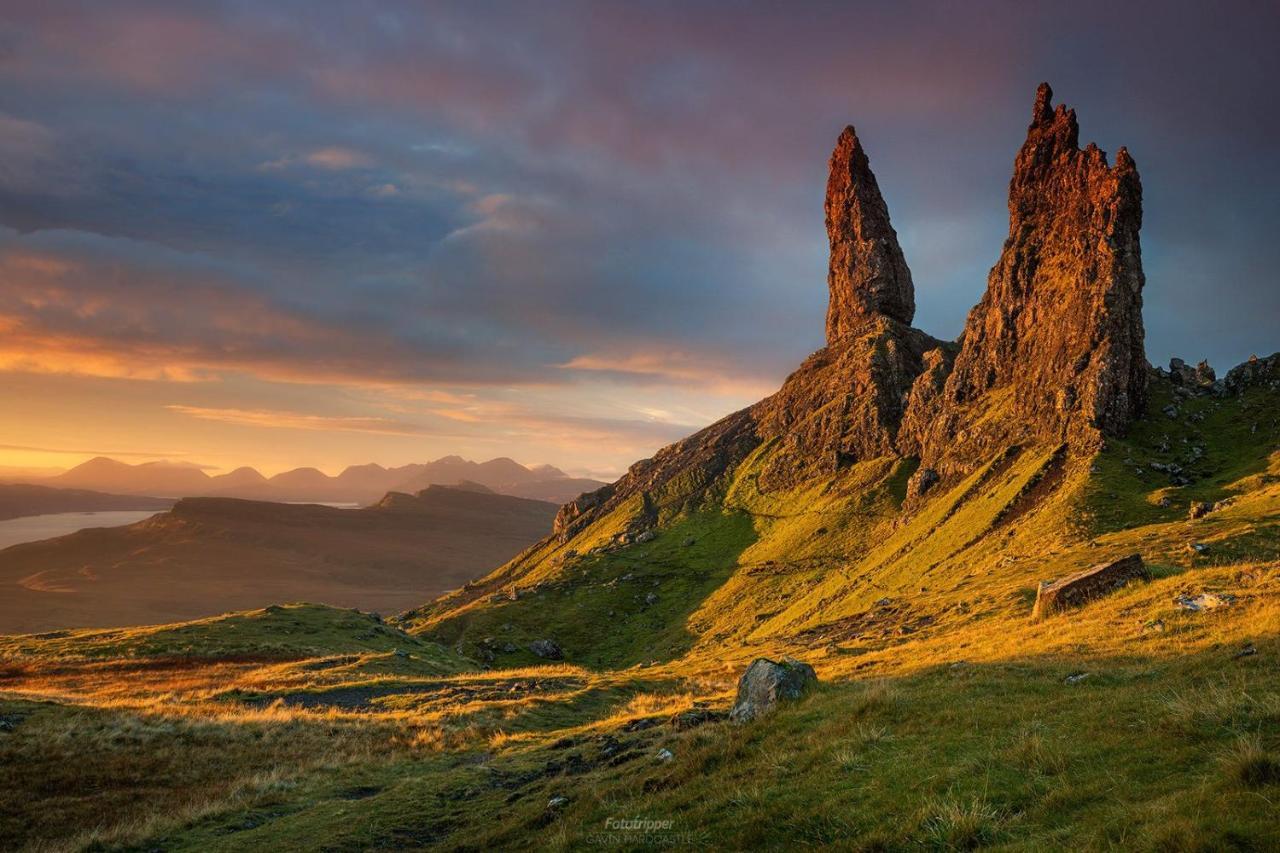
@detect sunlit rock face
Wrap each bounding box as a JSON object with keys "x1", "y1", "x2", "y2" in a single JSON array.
[
  {"x1": 910, "y1": 83, "x2": 1147, "y2": 472},
  {"x1": 824, "y1": 125, "x2": 916, "y2": 341}
]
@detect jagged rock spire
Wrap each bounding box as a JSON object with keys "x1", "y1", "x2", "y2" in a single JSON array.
[
  {"x1": 825, "y1": 126, "x2": 915, "y2": 343},
  {"x1": 916, "y1": 82, "x2": 1147, "y2": 465}
]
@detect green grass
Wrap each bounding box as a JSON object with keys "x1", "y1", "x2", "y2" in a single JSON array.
[{"x1": 416, "y1": 510, "x2": 758, "y2": 669}]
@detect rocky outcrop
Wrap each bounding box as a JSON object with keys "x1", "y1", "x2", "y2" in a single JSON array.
[
  {"x1": 825, "y1": 126, "x2": 915, "y2": 341},
  {"x1": 728, "y1": 657, "x2": 818, "y2": 723},
  {"x1": 912, "y1": 83, "x2": 1146, "y2": 471},
  {"x1": 1032, "y1": 554, "x2": 1149, "y2": 619},
  {"x1": 551, "y1": 127, "x2": 939, "y2": 535},
  {"x1": 549, "y1": 83, "x2": 1147, "y2": 544},
  {"x1": 897, "y1": 345, "x2": 958, "y2": 458},
  {"x1": 750, "y1": 317, "x2": 941, "y2": 490},
  {"x1": 1224, "y1": 353, "x2": 1280, "y2": 393}
]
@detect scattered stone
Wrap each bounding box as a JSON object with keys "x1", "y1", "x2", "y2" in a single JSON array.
[
  {"x1": 1174, "y1": 593, "x2": 1235, "y2": 612},
  {"x1": 529, "y1": 639, "x2": 564, "y2": 660},
  {"x1": 595, "y1": 735, "x2": 622, "y2": 758},
  {"x1": 1032, "y1": 554, "x2": 1150, "y2": 619},
  {"x1": 392, "y1": 648, "x2": 409, "y2": 659},
  {"x1": 501, "y1": 642, "x2": 518, "y2": 654},
  {"x1": 654, "y1": 748, "x2": 674, "y2": 763},
  {"x1": 623, "y1": 717, "x2": 660, "y2": 732},
  {"x1": 1064, "y1": 672, "x2": 1090, "y2": 685},
  {"x1": 1234, "y1": 643, "x2": 1257, "y2": 659},
  {"x1": 908, "y1": 466, "x2": 940, "y2": 498},
  {"x1": 644, "y1": 592, "x2": 659, "y2": 605},
  {"x1": 635, "y1": 530, "x2": 657, "y2": 544},
  {"x1": 728, "y1": 657, "x2": 819, "y2": 723},
  {"x1": 669, "y1": 707, "x2": 725, "y2": 730},
  {"x1": 1187, "y1": 542, "x2": 1209, "y2": 554},
  {"x1": 1188, "y1": 501, "x2": 1214, "y2": 520},
  {"x1": 682, "y1": 536, "x2": 696, "y2": 547},
  {"x1": 547, "y1": 795, "x2": 569, "y2": 809},
  {"x1": 1162, "y1": 404, "x2": 1180, "y2": 419}
]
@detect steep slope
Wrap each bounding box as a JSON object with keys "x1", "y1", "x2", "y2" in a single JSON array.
[
  {"x1": 408, "y1": 84, "x2": 1155, "y2": 663},
  {"x1": 0, "y1": 486, "x2": 557, "y2": 634}
]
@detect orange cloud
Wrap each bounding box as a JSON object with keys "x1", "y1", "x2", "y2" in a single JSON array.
[
  {"x1": 165, "y1": 405, "x2": 428, "y2": 436},
  {"x1": 560, "y1": 351, "x2": 776, "y2": 397},
  {"x1": 303, "y1": 146, "x2": 371, "y2": 169}
]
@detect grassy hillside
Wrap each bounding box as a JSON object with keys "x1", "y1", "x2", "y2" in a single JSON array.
[{"x1": 1, "y1": 373, "x2": 1277, "y2": 850}]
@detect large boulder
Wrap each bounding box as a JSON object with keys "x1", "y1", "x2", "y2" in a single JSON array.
[
  {"x1": 728, "y1": 657, "x2": 818, "y2": 723},
  {"x1": 1032, "y1": 554, "x2": 1150, "y2": 619}
]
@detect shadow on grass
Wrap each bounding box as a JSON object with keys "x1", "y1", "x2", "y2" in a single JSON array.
[{"x1": 422, "y1": 509, "x2": 759, "y2": 670}]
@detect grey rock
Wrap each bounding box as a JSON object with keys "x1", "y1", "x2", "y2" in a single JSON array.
[
  {"x1": 1234, "y1": 643, "x2": 1257, "y2": 659},
  {"x1": 529, "y1": 639, "x2": 564, "y2": 660},
  {"x1": 729, "y1": 657, "x2": 819, "y2": 723},
  {"x1": 1174, "y1": 592, "x2": 1235, "y2": 611}
]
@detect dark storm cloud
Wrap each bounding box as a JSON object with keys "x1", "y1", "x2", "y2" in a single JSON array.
[{"x1": 1, "y1": 0, "x2": 1277, "y2": 392}]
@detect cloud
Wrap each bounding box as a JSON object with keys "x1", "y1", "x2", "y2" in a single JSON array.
[
  {"x1": 261, "y1": 146, "x2": 373, "y2": 171},
  {"x1": 304, "y1": 146, "x2": 371, "y2": 170},
  {"x1": 0, "y1": 1, "x2": 1278, "y2": 476},
  {"x1": 0, "y1": 228, "x2": 560, "y2": 386},
  {"x1": 0, "y1": 443, "x2": 203, "y2": 461},
  {"x1": 165, "y1": 405, "x2": 428, "y2": 436},
  {"x1": 560, "y1": 350, "x2": 778, "y2": 397}
]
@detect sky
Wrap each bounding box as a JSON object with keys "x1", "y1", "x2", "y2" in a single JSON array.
[{"x1": 1, "y1": 1, "x2": 1277, "y2": 478}]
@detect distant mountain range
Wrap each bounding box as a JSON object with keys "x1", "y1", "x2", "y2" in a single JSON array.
[
  {"x1": 3, "y1": 455, "x2": 607, "y2": 505},
  {"x1": 0, "y1": 485, "x2": 558, "y2": 633}
]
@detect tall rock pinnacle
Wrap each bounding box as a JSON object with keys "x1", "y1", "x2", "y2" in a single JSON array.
[
  {"x1": 555, "y1": 84, "x2": 1150, "y2": 542},
  {"x1": 915, "y1": 82, "x2": 1147, "y2": 466},
  {"x1": 825, "y1": 126, "x2": 915, "y2": 343}
]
